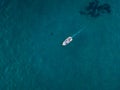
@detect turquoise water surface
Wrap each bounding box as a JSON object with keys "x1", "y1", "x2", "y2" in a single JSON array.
[{"x1": 0, "y1": 0, "x2": 120, "y2": 90}]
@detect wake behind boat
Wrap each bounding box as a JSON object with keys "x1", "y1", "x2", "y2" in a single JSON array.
[{"x1": 62, "y1": 36, "x2": 73, "y2": 46}]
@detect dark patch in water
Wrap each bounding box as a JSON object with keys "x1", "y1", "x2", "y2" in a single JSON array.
[{"x1": 80, "y1": 0, "x2": 111, "y2": 18}]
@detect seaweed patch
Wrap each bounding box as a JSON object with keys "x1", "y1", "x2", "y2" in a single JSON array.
[{"x1": 80, "y1": 0, "x2": 111, "y2": 18}]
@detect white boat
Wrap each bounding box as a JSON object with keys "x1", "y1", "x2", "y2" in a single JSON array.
[
  {"x1": 62, "y1": 36, "x2": 73, "y2": 46},
  {"x1": 62, "y1": 27, "x2": 85, "y2": 46}
]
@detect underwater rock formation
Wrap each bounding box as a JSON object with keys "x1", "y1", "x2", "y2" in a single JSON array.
[{"x1": 80, "y1": 0, "x2": 111, "y2": 18}]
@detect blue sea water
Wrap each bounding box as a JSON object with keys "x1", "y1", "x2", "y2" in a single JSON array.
[{"x1": 0, "y1": 0, "x2": 120, "y2": 90}]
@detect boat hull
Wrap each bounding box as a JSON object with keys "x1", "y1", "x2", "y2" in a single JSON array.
[{"x1": 62, "y1": 36, "x2": 73, "y2": 46}]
